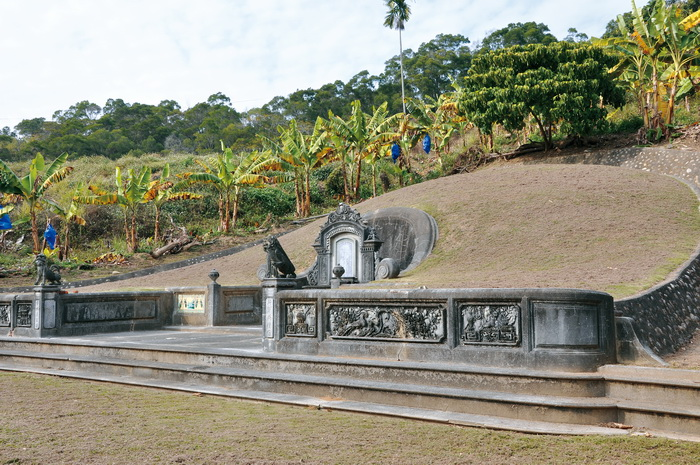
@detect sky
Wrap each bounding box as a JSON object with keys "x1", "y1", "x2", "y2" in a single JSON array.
[{"x1": 0, "y1": 0, "x2": 634, "y2": 131}]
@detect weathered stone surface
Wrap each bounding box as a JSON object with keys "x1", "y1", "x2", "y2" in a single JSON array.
[
  {"x1": 271, "y1": 288, "x2": 616, "y2": 371},
  {"x1": 65, "y1": 300, "x2": 157, "y2": 323},
  {"x1": 328, "y1": 302, "x2": 445, "y2": 341},
  {"x1": 460, "y1": 304, "x2": 520, "y2": 346},
  {"x1": 363, "y1": 207, "x2": 438, "y2": 274}
]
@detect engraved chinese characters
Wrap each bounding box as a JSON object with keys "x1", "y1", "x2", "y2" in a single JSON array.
[{"x1": 460, "y1": 304, "x2": 520, "y2": 346}]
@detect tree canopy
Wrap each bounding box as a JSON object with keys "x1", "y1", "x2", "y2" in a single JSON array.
[{"x1": 460, "y1": 42, "x2": 625, "y2": 149}]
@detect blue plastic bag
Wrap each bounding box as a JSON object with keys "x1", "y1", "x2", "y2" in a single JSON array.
[
  {"x1": 0, "y1": 205, "x2": 11, "y2": 230},
  {"x1": 423, "y1": 134, "x2": 431, "y2": 154},
  {"x1": 44, "y1": 223, "x2": 57, "y2": 250},
  {"x1": 391, "y1": 142, "x2": 401, "y2": 163}
]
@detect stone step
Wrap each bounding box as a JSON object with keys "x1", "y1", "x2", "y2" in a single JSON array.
[
  {"x1": 0, "y1": 339, "x2": 606, "y2": 398},
  {"x1": 0, "y1": 363, "x2": 632, "y2": 438},
  {"x1": 0, "y1": 350, "x2": 618, "y2": 426},
  {"x1": 599, "y1": 365, "x2": 700, "y2": 407},
  {"x1": 2, "y1": 339, "x2": 700, "y2": 438}
]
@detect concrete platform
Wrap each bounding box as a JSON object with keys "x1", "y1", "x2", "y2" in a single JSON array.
[{"x1": 1, "y1": 326, "x2": 699, "y2": 441}]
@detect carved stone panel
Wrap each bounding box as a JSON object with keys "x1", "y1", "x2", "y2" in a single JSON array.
[
  {"x1": 65, "y1": 300, "x2": 157, "y2": 323},
  {"x1": 285, "y1": 302, "x2": 316, "y2": 337},
  {"x1": 16, "y1": 303, "x2": 32, "y2": 327},
  {"x1": 0, "y1": 303, "x2": 10, "y2": 326},
  {"x1": 328, "y1": 302, "x2": 445, "y2": 342},
  {"x1": 460, "y1": 303, "x2": 521, "y2": 346}
]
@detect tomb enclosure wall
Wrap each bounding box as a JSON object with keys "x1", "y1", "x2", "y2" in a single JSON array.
[{"x1": 265, "y1": 286, "x2": 616, "y2": 372}]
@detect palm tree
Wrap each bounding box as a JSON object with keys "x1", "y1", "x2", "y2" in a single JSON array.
[
  {"x1": 384, "y1": 0, "x2": 412, "y2": 113},
  {"x1": 0, "y1": 152, "x2": 73, "y2": 253},
  {"x1": 322, "y1": 101, "x2": 401, "y2": 201}
]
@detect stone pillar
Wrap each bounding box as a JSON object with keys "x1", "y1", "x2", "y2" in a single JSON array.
[
  {"x1": 33, "y1": 285, "x2": 60, "y2": 336},
  {"x1": 206, "y1": 269, "x2": 222, "y2": 327},
  {"x1": 261, "y1": 278, "x2": 299, "y2": 352}
]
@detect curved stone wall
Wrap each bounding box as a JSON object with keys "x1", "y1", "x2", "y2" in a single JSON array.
[{"x1": 524, "y1": 147, "x2": 700, "y2": 357}]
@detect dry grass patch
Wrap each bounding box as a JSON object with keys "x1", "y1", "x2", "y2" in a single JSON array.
[
  {"x1": 79, "y1": 164, "x2": 700, "y2": 299},
  {"x1": 2, "y1": 372, "x2": 700, "y2": 465}
]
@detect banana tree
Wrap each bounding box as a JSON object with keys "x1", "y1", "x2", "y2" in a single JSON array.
[
  {"x1": 149, "y1": 163, "x2": 202, "y2": 242},
  {"x1": 0, "y1": 152, "x2": 73, "y2": 253},
  {"x1": 44, "y1": 184, "x2": 86, "y2": 260},
  {"x1": 657, "y1": 4, "x2": 700, "y2": 133},
  {"x1": 322, "y1": 101, "x2": 401, "y2": 201},
  {"x1": 77, "y1": 166, "x2": 160, "y2": 253},
  {"x1": 179, "y1": 142, "x2": 277, "y2": 232},
  {"x1": 595, "y1": 0, "x2": 700, "y2": 135},
  {"x1": 263, "y1": 118, "x2": 330, "y2": 217}
]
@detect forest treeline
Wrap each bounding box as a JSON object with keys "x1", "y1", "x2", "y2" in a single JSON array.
[
  {"x1": 2, "y1": 0, "x2": 695, "y2": 162},
  {"x1": 1, "y1": 0, "x2": 699, "y2": 266}
]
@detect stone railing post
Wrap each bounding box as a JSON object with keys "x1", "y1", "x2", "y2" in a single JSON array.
[
  {"x1": 206, "y1": 269, "x2": 222, "y2": 326},
  {"x1": 33, "y1": 284, "x2": 60, "y2": 336},
  {"x1": 261, "y1": 278, "x2": 299, "y2": 352}
]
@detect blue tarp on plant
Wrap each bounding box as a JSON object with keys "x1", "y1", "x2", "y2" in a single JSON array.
[
  {"x1": 0, "y1": 205, "x2": 11, "y2": 230},
  {"x1": 44, "y1": 223, "x2": 57, "y2": 250},
  {"x1": 423, "y1": 134, "x2": 431, "y2": 154},
  {"x1": 391, "y1": 142, "x2": 401, "y2": 163}
]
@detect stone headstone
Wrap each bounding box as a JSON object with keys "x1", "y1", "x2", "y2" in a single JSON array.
[{"x1": 363, "y1": 207, "x2": 438, "y2": 274}]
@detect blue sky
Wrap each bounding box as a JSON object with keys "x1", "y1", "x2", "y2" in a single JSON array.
[{"x1": 0, "y1": 0, "x2": 633, "y2": 130}]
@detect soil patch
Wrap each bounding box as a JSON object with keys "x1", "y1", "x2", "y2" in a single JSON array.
[{"x1": 75, "y1": 164, "x2": 700, "y2": 300}]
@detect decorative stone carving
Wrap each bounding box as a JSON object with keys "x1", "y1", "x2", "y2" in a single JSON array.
[
  {"x1": 0, "y1": 303, "x2": 10, "y2": 326},
  {"x1": 324, "y1": 202, "x2": 363, "y2": 225},
  {"x1": 459, "y1": 304, "x2": 521, "y2": 346},
  {"x1": 375, "y1": 258, "x2": 400, "y2": 279},
  {"x1": 262, "y1": 235, "x2": 296, "y2": 278},
  {"x1": 328, "y1": 303, "x2": 445, "y2": 341},
  {"x1": 34, "y1": 253, "x2": 62, "y2": 286},
  {"x1": 16, "y1": 303, "x2": 32, "y2": 327},
  {"x1": 285, "y1": 302, "x2": 316, "y2": 337},
  {"x1": 306, "y1": 203, "x2": 383, "y2": 287},
  {"x1": 65, "y1": 301, "x2": 157, "y2": 323}
]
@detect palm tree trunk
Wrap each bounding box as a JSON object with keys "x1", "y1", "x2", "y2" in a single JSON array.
[
  {"x1": 231, "y1": 187, "x2": 240, "y2": 230},
  {"x1": 354, "y1": 156, "x2": 362, "y2": 200},
  {"x1": 341, "y1": 160, "x2": 351, "y2": 204},
  {"x1": 130, "y1": 210, "x2": 138, "y2": 253},
  {"x1": 399, "y1": 28, "x2": 406, "y2": 114}
]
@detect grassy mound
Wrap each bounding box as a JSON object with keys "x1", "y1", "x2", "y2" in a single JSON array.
[{"x1": 81, "y1": 164, "x2": 700, "y2": 298}]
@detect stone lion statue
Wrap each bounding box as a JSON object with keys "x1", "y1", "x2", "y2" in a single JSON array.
[
  {"x1": 34, "y1": 253, "x2": 62, "y2": 286},
  {"x1": 262, "y1": 235, "x2": 296, "y2": 278}
]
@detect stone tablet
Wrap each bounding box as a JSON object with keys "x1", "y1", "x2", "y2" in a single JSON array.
[{"x1": 363, "y1": 207, "x2": 438, "y2": 274}]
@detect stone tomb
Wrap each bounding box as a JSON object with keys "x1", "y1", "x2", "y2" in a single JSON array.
[{"x1": 288, "y1": 202, "x2": 439, "y2": 287}]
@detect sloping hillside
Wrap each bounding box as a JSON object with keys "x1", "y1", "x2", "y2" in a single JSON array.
[{"x1": 79, "y1": 164, "x2": 700, "y2": 298}]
